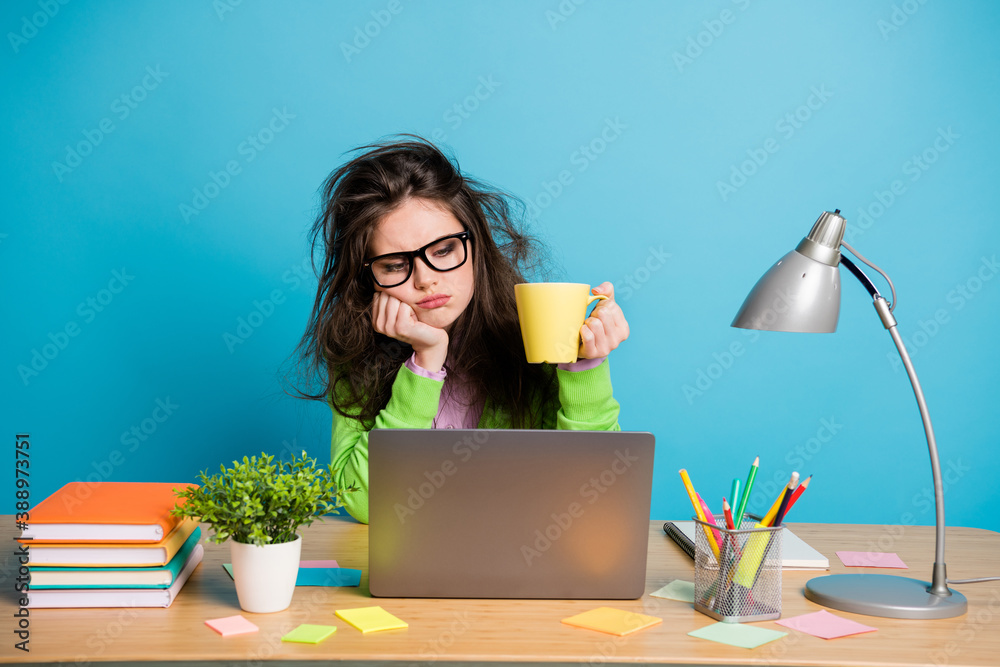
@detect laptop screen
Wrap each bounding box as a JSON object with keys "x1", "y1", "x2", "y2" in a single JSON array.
[{"x1": 368, "y1": 429, "x2": 655, "y2": 599}]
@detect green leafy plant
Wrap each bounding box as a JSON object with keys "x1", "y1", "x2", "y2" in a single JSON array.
[{"x1": 171, "y1": 451, "x2": 352, "y2": 546}]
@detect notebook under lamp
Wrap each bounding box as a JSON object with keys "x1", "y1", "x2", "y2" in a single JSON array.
[{"x1": 368, "y1": 428, "x2": 655, "y2": 599}]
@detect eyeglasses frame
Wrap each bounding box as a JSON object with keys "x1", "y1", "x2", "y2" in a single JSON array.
[{"x1": 363, "y1": 231, "x2": 472, "y2": 288}]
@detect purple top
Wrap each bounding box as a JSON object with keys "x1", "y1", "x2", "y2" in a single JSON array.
[{"x1": 404, "y1": 353, "x2": 606, "y2": 429}]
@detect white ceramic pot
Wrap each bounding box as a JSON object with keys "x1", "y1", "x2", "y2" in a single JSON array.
[{"x1": 229, "y1": 534, "x2": 301, "y2": 613}]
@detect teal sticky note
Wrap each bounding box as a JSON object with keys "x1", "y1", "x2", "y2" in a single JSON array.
[
  {"x1": 223, "y1": 564, "x2": 361, "y2": 587},
  {"x1": 296, "y1": 567, "x2": 362, "y2": 587},
  {"x1": 688, "y1": 622, "x2": 787, "y2": 649}
]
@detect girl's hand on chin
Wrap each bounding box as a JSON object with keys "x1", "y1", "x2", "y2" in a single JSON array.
[{"x1": 372, "y1": 292, "x2": 449, "y2": 370}]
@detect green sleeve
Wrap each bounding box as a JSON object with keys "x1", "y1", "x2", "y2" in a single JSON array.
[
  {"x1": 330, "y1": 365, "x2": 444, "y2": 524},
  {"x1": 542, "y1": 358, "x2": 621, "y2": 431}
]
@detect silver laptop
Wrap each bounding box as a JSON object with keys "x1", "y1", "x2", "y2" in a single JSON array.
[{"x1": 368, "y1": 429, "x2": 655, "y2": 599}]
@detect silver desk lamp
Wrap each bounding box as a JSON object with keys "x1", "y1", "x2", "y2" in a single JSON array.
[{"x1": 731, "y1": 209, "x2": 968, "y2": 619}]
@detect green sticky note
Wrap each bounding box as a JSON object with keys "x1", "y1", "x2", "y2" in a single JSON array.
[
  {"x1": 223, "y1": 563, "x2": 234, "y2": 579},
  {"x1": 650, "y1": 580, "x2": 695, "y2": 603},
  {"x1": 281, "y1": 624, "x2": 337, "y2": 644},
  {"x1": 688, "y1": 622, "x2": 787, "y2": 649}
]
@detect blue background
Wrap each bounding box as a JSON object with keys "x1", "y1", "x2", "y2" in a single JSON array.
[{"x1": 3, "y1": 0, "x2": 998, "y2": 532}]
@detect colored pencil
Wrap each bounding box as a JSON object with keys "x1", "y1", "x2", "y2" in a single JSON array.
[
  {"x1": 732, "y1": 457, "x2": 759, "y2": 527},
  {"x1": 785, "y1": 474, "x2": 812, "y2": 514},
  {"x1": 697, "y1": 493, "x2": 725, "y2": 553},
  {"x1": 679, "y1": 469, "x2": 720, "y2": 560},
  {"x1": 730, "y1": 479, "x2": 741, "y2": 525},
  {"x1": 721, "y1": 499, "x2": 743, "y2": 558},
  {"x1": 773, "y1": 472, "x2": 800, "y2": 526},
  {"x1": 722, "y1": 498, "x2": 735, "y2": 530},
  {"x1": 760, "y1": 486, "x2": 786, "y2": 527}
]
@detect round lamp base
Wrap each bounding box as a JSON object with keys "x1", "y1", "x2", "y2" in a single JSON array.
[{"x1": 805, "y1": 574, "x2": 967, "y2": 619}]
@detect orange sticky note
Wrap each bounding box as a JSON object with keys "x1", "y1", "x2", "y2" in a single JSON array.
[{"x1": 561, "y1": 607, "x2": 662, "y2": 636}]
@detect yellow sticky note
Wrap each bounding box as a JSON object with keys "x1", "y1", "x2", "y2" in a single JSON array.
[
  {"x1": 561, "y1": 607, "x2": 662, "y2": 636},
  {"x1": 281, "y1": 624, "x2": 337, "y2": 644},
  {"x1": 335, "y1": 606, "x2": 408, "y2": 633}
]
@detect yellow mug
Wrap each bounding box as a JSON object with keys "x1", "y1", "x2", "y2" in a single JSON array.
[{"x1": 514, "y1": 283, "x2": 608, "y2": 364}]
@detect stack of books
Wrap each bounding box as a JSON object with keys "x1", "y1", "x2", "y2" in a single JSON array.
[{"x1": 20, "y1": 481, "x2": 204, "y2": 608}]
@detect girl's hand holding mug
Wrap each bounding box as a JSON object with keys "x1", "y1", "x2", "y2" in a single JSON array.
[
  {"x1": 371, "y1": 292, "x2": 449, "y2": 372},
  {"x1": 514, "y1": 281, "x2": 630, "y2": 363},
  {"x1": 580, "y1": 282, "x2": 630, "y2": 359}
]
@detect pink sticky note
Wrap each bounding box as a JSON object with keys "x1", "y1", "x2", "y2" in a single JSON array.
[
  {"x1": 205, "y1": 615, "x2": 260, "y2": 637},
  {"x1": 300, "y1": 560, "x2": 339, "y2": 568},
  {"x1": 776, "y1": 610, "x2": 878, "y2": 640},
  {"x1": 836, "y1": 551, "x2": 908, "y2": 568}
]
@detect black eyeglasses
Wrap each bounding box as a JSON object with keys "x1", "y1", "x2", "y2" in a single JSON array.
[{"x1": 363, "y1": 231, "x2": 472, "y2": 288}]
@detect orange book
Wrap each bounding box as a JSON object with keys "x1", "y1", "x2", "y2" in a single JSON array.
[{"x1": 20, "y1": 481, "x2": 197, "y2": 543}]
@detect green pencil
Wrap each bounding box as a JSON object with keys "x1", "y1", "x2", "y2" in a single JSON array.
[
  {"x1": 730, "y1": 479, "x2": 741, "y2": 526},
  {"x1": 732, "y1": 457, "x2": 759, "y2": 527}
]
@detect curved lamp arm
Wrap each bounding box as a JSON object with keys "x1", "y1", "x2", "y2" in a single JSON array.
[{"x1": 840, "y1": 255, "x2": 951, "y2": 597}]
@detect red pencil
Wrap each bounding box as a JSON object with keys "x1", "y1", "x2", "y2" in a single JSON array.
[
  {"x1": 721, "y1": 498, "x2": 743, "y2": 559},
  {"x1": 722, "y1": 498, "x2": 736, "y2": 530}
]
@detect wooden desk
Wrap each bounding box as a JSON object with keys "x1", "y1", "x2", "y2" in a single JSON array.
[{"x1": 2, "y1": 518, "x2": 998, "y2": 666}]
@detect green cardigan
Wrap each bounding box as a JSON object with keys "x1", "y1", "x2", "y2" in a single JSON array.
[{"x1": 329, "y1": 359, "x2": 621, "y2": 523}]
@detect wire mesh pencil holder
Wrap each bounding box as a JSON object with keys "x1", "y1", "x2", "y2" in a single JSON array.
[{"x1": 692, "y1": 516, "x2": 783, "y2": 623}]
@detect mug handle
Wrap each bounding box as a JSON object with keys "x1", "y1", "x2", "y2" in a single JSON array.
[
  {"x1": 584, "y1": 294, "x2": 608, "y2": 319},
  {"x1": 585, "y1": 293, "x2": 609, "y2": 313}
]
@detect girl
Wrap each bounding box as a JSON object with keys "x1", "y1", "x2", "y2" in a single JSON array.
[{"x1": 292, "y1": 136, "x2": 630, "y2": 523}]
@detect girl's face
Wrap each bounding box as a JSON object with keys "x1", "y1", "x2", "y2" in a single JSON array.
[{"x1": 368, "y1": 197, "x2": 475, "y2": 332}]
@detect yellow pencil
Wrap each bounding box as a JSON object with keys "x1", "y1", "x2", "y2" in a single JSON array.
[
  {"x1": 760, "y1": 486, "x2": 787, "y2": 527},
  {"x1": 679, "y1": 469, "x2": 720, "y2": 560}
]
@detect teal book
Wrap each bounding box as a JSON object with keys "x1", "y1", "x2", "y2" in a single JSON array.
[{"x1": 28, "y1": 527, "x2": 202, "y2": 589}]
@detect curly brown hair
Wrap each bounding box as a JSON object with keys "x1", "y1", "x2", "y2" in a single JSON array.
[{"x1": 287, "y1": 135, "x2": 556, "y2": 428}]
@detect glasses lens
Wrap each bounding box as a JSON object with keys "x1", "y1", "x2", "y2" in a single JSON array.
[
  {"x1": 424, "y1": 235, "x2": 466, "y2": 271},
  {"x1": 371, "y1": 255, "x2": 411, "y2": 287}
]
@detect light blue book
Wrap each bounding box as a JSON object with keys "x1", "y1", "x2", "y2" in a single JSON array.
[{"x1": 29, "y1": 527, "x2": 201, "y2": 589}]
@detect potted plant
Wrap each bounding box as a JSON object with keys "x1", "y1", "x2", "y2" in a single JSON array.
[{"x1": 171, "y1": 451, "x2": 349, "y2": 613}]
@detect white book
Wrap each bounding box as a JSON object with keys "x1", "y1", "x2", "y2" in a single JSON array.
[
  {"x1": 22, "y1": 523, "x2": 167, "y2": 541},
  {"x1": 25, "y1": 544, "x2": 203, "y2": 608},
  {"x1": 664, "y1": 521, "x2": 829, "y2": 569}
]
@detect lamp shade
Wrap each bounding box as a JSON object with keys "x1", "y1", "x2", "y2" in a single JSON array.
[
  {"x1": 731, "y1": 210, "x2": 846, "y2": 333},
  {"x1": 731, "y1": 249, "x2": 841, "y2": 333}
]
